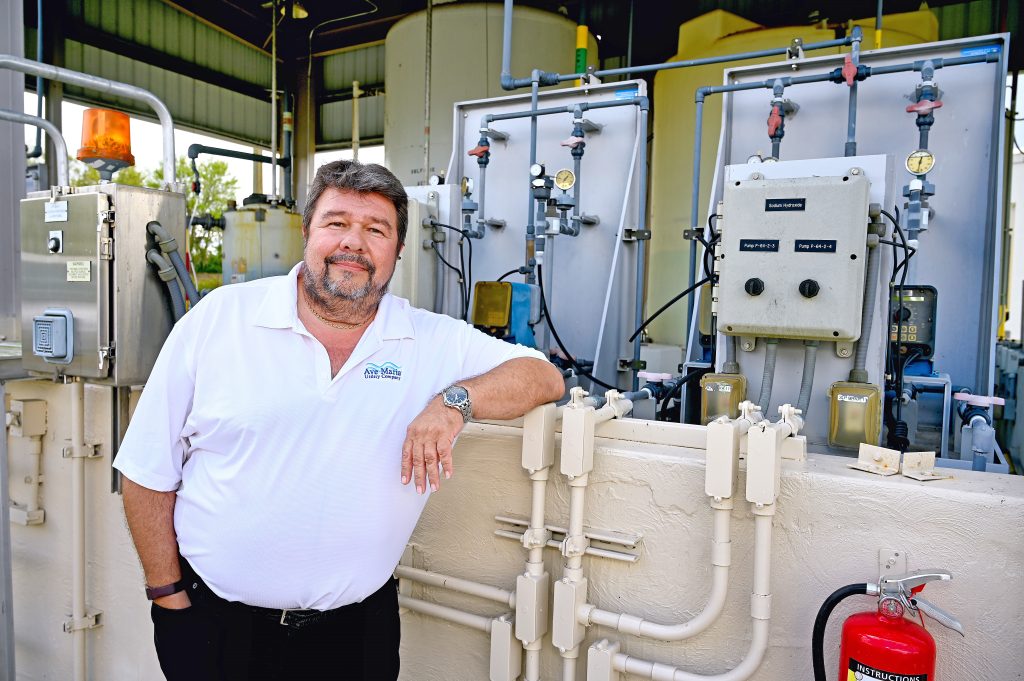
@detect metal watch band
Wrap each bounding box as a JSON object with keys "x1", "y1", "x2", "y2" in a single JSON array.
[{"x1": 145, "y1": 579, "x2": 188, "y2": 600}]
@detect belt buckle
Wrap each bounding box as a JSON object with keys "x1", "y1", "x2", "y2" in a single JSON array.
[{"x1": 279, "y1": 609, "x2": 291, "y2": 626}]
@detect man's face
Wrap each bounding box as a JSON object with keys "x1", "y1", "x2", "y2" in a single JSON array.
[{"x1": 302, "y1": 187, "x2": 403, "y2": 309}]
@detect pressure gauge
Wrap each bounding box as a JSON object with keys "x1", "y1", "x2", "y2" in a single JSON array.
[
  {"x1": 746, "y1": 153, "x2": 764, "y2": 164},
  {"x1": 529, "y1": 163, "x2": 545, "y2": 178},
  {"x1": 905, "y1": 149, "x2": 935, "y2": 176},
  {"x1": 554, "y1": 168, "x2": 576, "y2": 191},
  {"x1": 428, "y1": 173, "x2": 444, "y2": 186},
  {"x1": 460, "y1": 176, "x2": 474, "y2": 195}
]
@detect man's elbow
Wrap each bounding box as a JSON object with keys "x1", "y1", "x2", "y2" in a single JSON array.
[{"x1": 540, "y1": 361, "x2": 566, "y2": 403}]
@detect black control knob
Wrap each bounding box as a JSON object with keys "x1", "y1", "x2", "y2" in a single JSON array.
[
  {"x1": 47, "y1": 237, "x2": 61, "y2": 253},
  {"x1": 798, "y1": 279, "x2": 820, "y2": 298},
  {"x1": 744, "y1": 277, "x2": 765, "y2": 296},
  {"x1": 894, "y1": 306, "x2": 912, "y2": 322}
]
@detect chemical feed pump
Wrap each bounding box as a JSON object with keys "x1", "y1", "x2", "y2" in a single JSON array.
[{"x1": 812, "y1": 570, "x2": 963, "y2": 681}]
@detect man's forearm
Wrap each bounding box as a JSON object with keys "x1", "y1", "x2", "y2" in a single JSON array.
[
  {"x1": 462, "y1": 357, "x2": 564, "y2": 420},
  {"x1": 122, "y1": 477, "x2": 182, "y2": 588}
]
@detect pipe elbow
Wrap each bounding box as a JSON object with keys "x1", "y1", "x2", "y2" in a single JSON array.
[
  {"x1": 146, "y1": 220, "x2": 179, "y2": 253},
  {"x1": 500, "y1": 74, "x2": 516, "y2": 91},
  {"x1": 187, "y1": 143, "x2": 203, "y2": 160},
  {"x1": 635, "y1": 96, "x2": 650, "y2": 111},
  {"x1": 695, "y1": 87, "x2": 711, "y2": 103}
]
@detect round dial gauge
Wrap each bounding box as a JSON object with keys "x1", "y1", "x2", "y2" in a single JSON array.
[
  {"x1": 529, "y1": 163, "x2": 545, "y2": 178},
  {"x1": 460, "y1": 176, "x2": 471, "y2": 195},
  {"x1": 554, "y1": 169, "x2": 576, "y2": 190},
  {"x1": 746, "y1": 153, "x2": 763, "y2": 164},
  {"x1": 428, "y1": 174, "x2": 443, "y2": 186},
  {"x1": 905, "y1": 149, "x2": 935, "y2": 176}
]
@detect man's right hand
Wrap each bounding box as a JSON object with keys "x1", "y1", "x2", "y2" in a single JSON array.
[{"x1": 153, "y1": 590, "x2": 191, "y2": 610}]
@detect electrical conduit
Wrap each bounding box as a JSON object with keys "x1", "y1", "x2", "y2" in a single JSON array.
[
  {"x1": 756, "y1": 339, "x2": 779, "y2": 413},
  {"x1": 795, "y1": 341, "x2": 819, "y2": 416}
]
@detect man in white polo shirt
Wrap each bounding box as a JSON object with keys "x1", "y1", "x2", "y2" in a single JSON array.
[{"x1": 114, "y1": 160, "x2": 564, "y2": 681}]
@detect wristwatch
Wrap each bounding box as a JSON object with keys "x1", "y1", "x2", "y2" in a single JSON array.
[
  {"x1": 146, "y1": 579, "x2": 187, "y2": 600},
  {"x1": 440, "y1": 384, "x2": 473, "y2": 423}
]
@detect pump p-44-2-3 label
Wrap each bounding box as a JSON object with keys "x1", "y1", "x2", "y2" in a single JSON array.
[{"x1": 848, "y1": 658, "x2": 927, "y2": 681}]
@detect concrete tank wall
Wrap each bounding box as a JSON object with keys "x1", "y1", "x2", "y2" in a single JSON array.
[
  {"x1": 3, "y1": 379, "x2": 1022, "y2": 679},
  {"x1": 384, "y1": 3, "x2": 597, "y2": 186}
]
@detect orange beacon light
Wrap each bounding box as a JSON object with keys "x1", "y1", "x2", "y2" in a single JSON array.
[{"x1": 77, "y1": 108, "x2": 135, "y2": 180}]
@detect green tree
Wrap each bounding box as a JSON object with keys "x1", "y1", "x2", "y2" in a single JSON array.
[
  {"x1": 148, "y1": 158, "x2": 239, "y2": 275},
  {"x1": 68, "y1": 158, "x2": 146, "y2": 187}
]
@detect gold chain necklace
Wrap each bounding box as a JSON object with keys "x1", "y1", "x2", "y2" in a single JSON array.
[{"x1": 302, "y1": 295, "x2": 374, "y2": 331}]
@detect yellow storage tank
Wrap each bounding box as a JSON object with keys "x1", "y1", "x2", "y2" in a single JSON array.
[
  {"x1": 646, "y1": 9, "x2": 938, "y2": 347},
  {"x1": 221, "y1": 204, "x2": 304, "y2": 285},
  {"x1": 384, "y1": 3, "x2": 597, "y2": 186}
]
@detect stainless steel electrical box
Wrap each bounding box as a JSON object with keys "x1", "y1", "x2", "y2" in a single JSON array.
[
  {"x1": 19, "y1": 184, "x2": 187, "y2": 385},
  {"x1": 716, "y1": 171, "x2": 871, "y2": 341}
]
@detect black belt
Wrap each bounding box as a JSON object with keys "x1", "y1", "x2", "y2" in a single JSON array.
[{"x1": 179, "y1": 557, "x2": 388, "y2": 630}]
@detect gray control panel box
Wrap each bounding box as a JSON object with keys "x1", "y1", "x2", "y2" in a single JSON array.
[
  {"x1": 19, "y1": 184, "x2": 186, "y2": 385},
  {"x1": 716, "y1": 171, "x2": 871, "y2": 341}
]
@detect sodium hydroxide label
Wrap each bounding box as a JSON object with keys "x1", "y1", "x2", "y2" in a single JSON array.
[
  {"x1": 614, "y1": 88, "x2": 639, "y2": 100},
  {"x1": 960, "y1": 44, "x2": 1001, "y2": 57}
]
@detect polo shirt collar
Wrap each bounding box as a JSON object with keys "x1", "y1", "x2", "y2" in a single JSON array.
[{"x1": 252, "y1": 263, "x2": 415, "y2": 340}]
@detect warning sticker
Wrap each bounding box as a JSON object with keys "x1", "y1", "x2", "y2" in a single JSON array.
[
  {"x1": 66, "y1": 261, "x2": 91, "y2": 282},
  {"x1": 848, "y1": 658, "x2": 927, "y2": 681}
]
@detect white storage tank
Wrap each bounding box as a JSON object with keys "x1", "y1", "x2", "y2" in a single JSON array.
[
  {"x1": 384, "y1": 2, "x2": 596, "y2": 186},
  {"x1": 221, "y1": 203, "x2": 304, "y2": 285}
]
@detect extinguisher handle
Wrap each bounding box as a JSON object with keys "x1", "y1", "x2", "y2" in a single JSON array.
[
  {"x1": 911, "y1": 595, "x2": 965, "y2": 637},
  {"x1": 881, "y1": 569, "x2": 952, "y2": 592}
]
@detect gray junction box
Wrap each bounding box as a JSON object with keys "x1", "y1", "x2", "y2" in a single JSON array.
[{"x1": 19, "y1": 184, "x2": 187, "y2": 385}]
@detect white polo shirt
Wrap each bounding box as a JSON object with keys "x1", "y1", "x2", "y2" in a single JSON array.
[{"x1": 114, "y1": 264, "x2": 545, "y2": 610}]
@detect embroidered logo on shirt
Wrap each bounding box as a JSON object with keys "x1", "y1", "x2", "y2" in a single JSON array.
[{"x1": 364, "y1": 362, "x2": 403, "y2": 381}]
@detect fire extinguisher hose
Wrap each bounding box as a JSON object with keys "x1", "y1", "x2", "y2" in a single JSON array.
[{"x1": 812, "y1": 583, "x2": 871, "y2": 681}]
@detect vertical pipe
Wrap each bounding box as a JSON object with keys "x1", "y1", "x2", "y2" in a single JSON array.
[
  {"x1": 687, "y1": 98, "x2": 704, "y2": 327},
  {"x1": 70, "y1": 379, "x2": 86, "y2": 681},
  {"x1": 282, "y1": 91, "x2": 294, "y2": 205},
  {"x1": 572, "y1": 155, "x2": 581, "y2": 224},
  {"x1": 565, "y1": 482, "x2": 587, "y2": 572},
  {"x1": 752, "y1": 512, "x2": 773, "y2": 598},
  {"x1": 271, "y1": 3, "x2": 278, "y2": 199},
  {"x1": 478, "y1": 164, "x2": 487, "y2": 233},
  {"x1": 625, "y1": 0, "x2": 634, "y2": 81},
  {"x1": 423, "y1": 0, "x2": 433, "y2": 182},
  {"x1": 0, "y1": 381, "x2": 16, "y2": 681},
  {"x1": 846, "y1": 29, "x2": 861, "y2": 157},
  {"x1": 563, "y1": 656, "x2": 577, "y2": 681},
  {"x1": 501, "y1": 0, "x2": 514, "y2": 86},
  {"x1": 631, "y1": 105, "x2": 649, "y2": 391},
  {"x1": 30, "y1": 0, "x2": 42, "y2": 156},
  {"x1": 352, "y1": 80, "x2": 361, "y2": 161},
  {"x1": 525, "y1": 73, "x2": 540, "y2": 284},
  {"x1": 875, "y1": 0, "x2": 884, "y2": 50}
]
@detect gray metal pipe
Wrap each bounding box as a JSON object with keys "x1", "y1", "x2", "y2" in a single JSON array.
[
  {"x1": 0, "y1": 54, "x2": 177, "y2": 186},
  {"x1": 0, "y1": 108, "x2": 68, "y2": 186},
  {"x1": 500, "y1": 0, "x2": 514, "y2": 89},
  {"x1": 525, "y1": 72, "x2": 540, "y2": 283},
  {"x1": 756, "y1": 340, "x2": 779, "y2": 413},
  {"x1": 26, "y1": 0, "x2": 43, "y2": 159},
  {"x1": 631, "y1": 104, "x2": 650, "y2": 391},
  {"x1": 687, "y1": 98, "x2": 704, "y2": 325},
  {"x1": 851, "y1": 230, "x2": 882, "y2": 382},
  {"x1": 168, "y1": 250, "x2": 200, "y2": 305},
  {"x1": 846, "y1": 26, "x2": 863, "y2": 157},
  {"x1": 796, "y1": 341, "x2": 819, "y2": 415}
]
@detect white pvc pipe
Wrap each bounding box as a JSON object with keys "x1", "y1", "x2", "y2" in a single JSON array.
[
  {"x1": 565, "y1": 482, "x2": 588, "y2": 572},
  {"x1": 524, "y1": 641, "x2": 541, "y2": 681},
  {"x1": 0, "y1": 54, "x2": 176, "y2": 186},
  {"x1": 398, "y1": 594, "x2": 493, "y2": 633},
  {"x1": 607, "y1": 508, "x2": 775, "y2": 681},
  {"x1": 26, "y1": 437, "x2": 41, "y2": 514},
  {"x1": 582, "y1": 505, "x2": 731, "y2": 641},
  {"x1": 270, "y1": 6, "x2": 278, "y2": 199},
  {"x1": 563, "y1": 655, "x2": 578, "y2": 681},
  {"x1": 394, "y1": 565, "x2": 515, "y2": 608},
  {"x1": 70, "y1": 379, "x2": 86, "y2": 681},
  {"x1": 0, "y1": 108, "x2": 68, "y2": 185}
]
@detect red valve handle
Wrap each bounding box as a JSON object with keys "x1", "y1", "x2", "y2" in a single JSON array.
[
  {"x1": 467, "y1": 144, "x2": 489, "y2": 158},
  {"x1": 906, "y1": 99, "x2": 943, "y2": 115},
  {"x1": 767, "y1": 105, "x2": 783, "y2": 137},
  {"x1": 842, "y1": 54, "x2": 857, "y2": 87}
]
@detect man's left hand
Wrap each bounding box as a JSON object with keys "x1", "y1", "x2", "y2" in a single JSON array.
[{"x1": 401, "y1": 396, "x2": 465, "y2": 494}]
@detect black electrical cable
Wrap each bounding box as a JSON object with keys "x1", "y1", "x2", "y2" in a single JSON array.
[
  {"x1": 496, "y1": 268, "x2": 520, "y2": 282},
  {"x1": 659, "y1": 368, "x2": 704, "y2": 421},
  {"x1": 812, "y1": 583, "x2": 871, "y2": 681},
  {"x1": 456, "y1": 238, "x2": 469, "y2": 319},
  {"x1": 629, "y1": 276, "x2": 712, "y2": 343},
  {"x1": 433, "y1": 221, "x2": 475, "y2": 319},
  {"x1": 536, "y1": 263, "x2": 617, "y2": 391},
  {"x1": 880, "y1": 207, "x2": 915, "y2": 451},
  {"x1": 431, "y1": 242, "x2": 466, "y2": 320}
]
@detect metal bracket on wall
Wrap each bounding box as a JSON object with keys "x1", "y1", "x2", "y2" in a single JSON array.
[
  {"x1": 622, "y1": 228, "x2": 650, "y2": 242},
  {"x1": 878, "y1": 548, "x2": 908, "y2": 582},
  {"x1": 62, "y1": 611, "x2": 102, "y2": 633},
  {"x1": 835, "y1": 341, "x2": 854, "y2": 359},
  {"x1": 62, "y1": 443, "x2": 101, "y2": 459},
  {"x1": 618, "y1": 358, "x2": 646, "y2": 372},
  {"x1": 739, "y1": 336, "x2": 757, "y2": 352},
  {"x1": 483, "y1": 128, "x2": 509, "y2": 142}
]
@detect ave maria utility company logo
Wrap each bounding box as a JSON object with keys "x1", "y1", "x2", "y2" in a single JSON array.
[{"x1": 364, "y1": 361, "x2": 403, "y2": 381}]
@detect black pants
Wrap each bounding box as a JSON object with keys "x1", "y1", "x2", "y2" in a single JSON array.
[{"x1": 151, "y1": 559, "x2": 400, "y2": 681}]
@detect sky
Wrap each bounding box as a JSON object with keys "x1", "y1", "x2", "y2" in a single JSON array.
[{"x1": 23, "y1": 93, "x2": 385, "y2": 202}]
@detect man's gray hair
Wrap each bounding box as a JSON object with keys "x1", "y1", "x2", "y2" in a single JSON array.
[{"x1": 303, "y1": 160, "x2": 408, "y2": 248}]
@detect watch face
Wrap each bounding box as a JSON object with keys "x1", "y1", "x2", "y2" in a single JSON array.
[{"x1": 445, "y1": 385, "x2": 469, "y2": 405}]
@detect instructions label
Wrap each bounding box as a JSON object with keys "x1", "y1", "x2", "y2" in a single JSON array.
[
  {"x1": 66, "y1": 260, "x2": 91, "y2": 282},
  {"x1": 739, "y1": 239, "x2": 779, "y2": 252},
  {"x1": 44, "y1": 201, "x2": 68, "y2": 223},
  {"x1": 848, "y1": 658, "x2": 927, "y2": 681}
]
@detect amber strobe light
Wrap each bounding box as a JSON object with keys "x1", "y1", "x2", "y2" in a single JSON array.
[{"x1": 77, "y1": 108, "x2": 135, "y2": 180}]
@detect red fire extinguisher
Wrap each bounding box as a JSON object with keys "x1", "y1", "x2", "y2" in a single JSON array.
[{"x1": 812, "y1": 569, "x2": 964, "y2": 681}]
